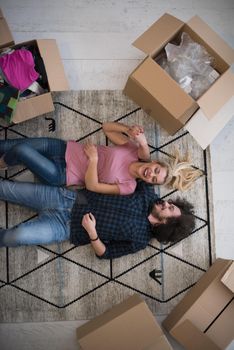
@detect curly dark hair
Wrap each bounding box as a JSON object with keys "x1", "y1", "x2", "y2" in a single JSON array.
[{"x1": 151, "y1": 197, "x2": 195, "y2": 244}]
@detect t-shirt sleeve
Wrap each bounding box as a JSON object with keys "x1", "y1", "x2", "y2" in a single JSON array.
[{"x1": 117, "y1": 180, "x2": 137, "y2": 195}]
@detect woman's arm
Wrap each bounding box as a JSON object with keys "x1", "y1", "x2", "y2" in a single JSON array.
[
  {"x1": 102, "y1": 122, "x2": 150, "y2": 161},
  {"x1": 102, "y1": 122, "x2": 130, "y2": 145},
  {"x1": 82, "y1": 213, "x2": 106, "y2": 257},
  {"x1": 134, "y1": 132, "x2": 151, "y2": 161},
  {"x1": 84, "y1": 143, "x2": 120, "y2": 195}
]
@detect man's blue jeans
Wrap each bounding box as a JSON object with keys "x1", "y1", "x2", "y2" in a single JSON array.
[
  {"x1": 0, "y1": 180, "x2": 77, "y2": 247},
  {"x1": 0, "y1": 138, "x2": 66, "y2": 186}
]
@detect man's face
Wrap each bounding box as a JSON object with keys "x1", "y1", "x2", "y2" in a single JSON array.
[
  {"x1": 151, "y1": 199, "x2": 181, "y2": 223},
  {"x1": 137, "y1": 161, "x2": 167, "y2": 185}
]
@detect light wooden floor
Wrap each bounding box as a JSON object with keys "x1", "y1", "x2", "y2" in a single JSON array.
[{"x1": 0, "y1": 1, "x2": 233, "y2": 349}]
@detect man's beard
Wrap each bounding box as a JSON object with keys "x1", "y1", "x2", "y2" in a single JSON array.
[{"x1": 150, "y1": 199, "x2": 164, "y2": 221}]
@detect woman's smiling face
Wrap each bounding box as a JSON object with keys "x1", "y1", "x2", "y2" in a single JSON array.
[{"x1": 137, "y1": 161, "x2": 168, "y2": 185}]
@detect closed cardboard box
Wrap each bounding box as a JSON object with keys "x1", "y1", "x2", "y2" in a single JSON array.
[
  {"x1": 124, "y1": 13, "x2": 234, "y2": 149},
  {"x1": 77, "y1": 294, "x2": 172, "y2": 350},
  {"x1": 0, "y1": 8, "x2": 69, "y2": 123}
]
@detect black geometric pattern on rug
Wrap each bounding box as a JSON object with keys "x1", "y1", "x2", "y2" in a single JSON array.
[{"x1": 0, "y1": 100, "x2": 213, "y2": 311}]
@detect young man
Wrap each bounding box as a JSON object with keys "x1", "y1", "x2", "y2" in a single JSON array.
[{"x1": 0, "y1": 179, "x2": 195, "y2": 259}]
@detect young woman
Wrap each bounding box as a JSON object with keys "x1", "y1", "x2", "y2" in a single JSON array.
[{"x1": 0, "y1": 122, "x2": 202, "y2": 194}]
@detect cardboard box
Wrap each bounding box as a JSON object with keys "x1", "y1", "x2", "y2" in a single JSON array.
[
  {"x1": 76, "y1": 294, "x2": 173, "y2": 350},
  {"x1": 0, "y1": 9, "x2": 14, "y2": 48},
  {"x1": 124, "y1": 13, "x2": 234, "y2": 149},
  {"x1": 0, "y1": 8, "x2": 69, "y2": 123},
  {"x1": 163, "y1": 258, "x2": 234, "y2": 350}
]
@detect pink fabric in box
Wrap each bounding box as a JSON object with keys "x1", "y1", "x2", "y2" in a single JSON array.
[{"x1": 0, "y1": 49, "x2": 39, "y2": 91}]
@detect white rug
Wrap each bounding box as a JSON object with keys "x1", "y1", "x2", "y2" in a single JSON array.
[{"x1": 0, "y1": 91, "x2": 215, "y2": 322}]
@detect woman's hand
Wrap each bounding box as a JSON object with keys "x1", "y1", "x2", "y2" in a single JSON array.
[
  {"x1": 133, "y1": 132, "x2": 148, "y2": 146},
  {"x1": 127, "y1": 125, "x2": 144, "y2": 139},
  {"x1": 84, "y1": 143, "x2": 98, "y2": 161},
  {"x1": 82, "y1": 212, "x2": 97, "y2": 239},
  {"x1": 127, "y1": 125, "x2": 148, "y2": 146},
  {"x1": 127, "y1": 125, "x2": 150, "y2": 161}
]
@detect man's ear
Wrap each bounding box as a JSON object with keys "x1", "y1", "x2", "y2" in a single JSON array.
[{"x1": 148, "y1": 213, "x2": 166, "y2": 226}]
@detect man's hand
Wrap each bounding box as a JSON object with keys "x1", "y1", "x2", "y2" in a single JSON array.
[
  {"x1": 84, "y1": 143, "x2": 98, "y2": 161},
  {"x1": 82, "y1": 213, "x2": 106, "y2": 257},
  {"x1": 82, "y1": 212, "x2": 97, "y2": 240}
]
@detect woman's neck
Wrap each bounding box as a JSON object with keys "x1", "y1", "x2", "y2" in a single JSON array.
[{"x1": 128, "y1": 162, "x2": 141, "y2": 179}]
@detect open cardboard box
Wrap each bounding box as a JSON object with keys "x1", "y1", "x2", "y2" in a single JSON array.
[
  {"x1": 124, "y1": 13, "x2": 234, "y2": 149},
  {"x1": 76, "y1": 294, "x2": 172, "y2": 350},
  {"x1": 163, "y1": 258, "x2": 234, "y2": 350},
  {"x1": 0, "y1": 8, "x2": 69, "y2": 124}
]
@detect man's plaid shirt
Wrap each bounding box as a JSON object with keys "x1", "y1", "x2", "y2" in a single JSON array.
[{"x1": 70, "y1": 181, "x2": 158, "y2": 259}]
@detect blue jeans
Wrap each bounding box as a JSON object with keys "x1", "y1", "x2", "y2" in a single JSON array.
[
  {"x1": 0, "y1": 180, "x2": 77, "y2": 247},
  {"x1": 0, "y1": 138, "x2": 66, "y2": 186}
]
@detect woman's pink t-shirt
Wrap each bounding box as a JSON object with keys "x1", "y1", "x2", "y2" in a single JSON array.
[{"x1": 65, "y1": 141, "x2": 139, "y2": 195}]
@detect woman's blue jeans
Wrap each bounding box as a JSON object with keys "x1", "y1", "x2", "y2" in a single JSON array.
[
  {"x1": 0, "y1": 180, "x2": 77, "y2": 247},
  {"x1": 0, "y1": 138, "x2": 66, "y2": 186}
]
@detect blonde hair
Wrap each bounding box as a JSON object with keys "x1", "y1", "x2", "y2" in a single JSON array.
[{"x1": 164, "y1": 151, "x2": 204, "y2": 192}]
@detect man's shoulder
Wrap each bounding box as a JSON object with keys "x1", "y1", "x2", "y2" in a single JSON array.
[{"x1": 135, "y1": 181, "x2": 156, "y2": 195}]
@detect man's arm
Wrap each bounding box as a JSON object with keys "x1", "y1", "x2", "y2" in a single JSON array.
[
  {"x1": 84, "y1": 143, "x2": 120, "y2": 195},
  {"x1": 99, "y1": 240, "x2": 148, "y2": 259},
  {"x1": 82, "y1": 213, "x2": 147, "y2": 259},
  {"x1": 82, "y1": 213, "x2": 106, "y2": 257}
]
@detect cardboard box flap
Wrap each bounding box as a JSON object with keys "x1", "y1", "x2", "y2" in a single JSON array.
[
  {"x1": 133, "y1": 13, "x2": 184, "y2": 55},
  {"x1": 145, "y1": 335, "x2": 172, "y2": 350},
  {"x1": 36, "y1": 39, "x2": 69, "y2": 92},
  {"x1": 206, "y1": 299, "x2": 234, "y2": 349},
  {"x1": 185, "y1": 96, "x2": 234, "y2": 149},
  {"x1": 131, "y1": 57, "x2": 196, "y2": 121},
  {"x1": 13, "y1": 92, "x2": 54, "y2": 123},
  {"x1": 187, "y1": 16, "x2": 234, "y2": 65},
  {"x1": 0, "y1": 9, "x2": 14, "y2": 48},
  {"x1": 221, "y1": 262, "x2": 234, "y2": 293},
  {"x1": 198, "y1": 68, "x2": 234, "y2": 120},
  {"x1": 171, "y1": 320, "x2": 221, "y2": 350}
]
